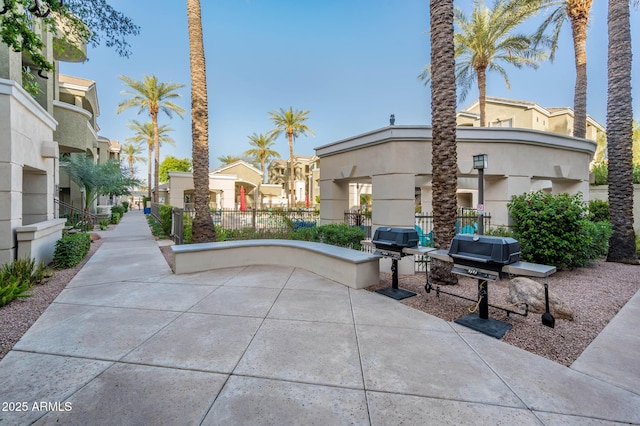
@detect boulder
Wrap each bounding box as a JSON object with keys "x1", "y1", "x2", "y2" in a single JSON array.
[{"x1": 508, "y1": 277, "x2": 574, "y2": 321}]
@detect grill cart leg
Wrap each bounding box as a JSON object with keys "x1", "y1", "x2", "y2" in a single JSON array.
[
  {"x1": 376, "y1": 258, "x2": 417, "y2": 301},
  {"x1": 478, "y1": 279, "x2": 488, "y2": 320}
]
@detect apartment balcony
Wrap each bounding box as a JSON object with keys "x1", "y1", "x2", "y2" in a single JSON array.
[{"x1": 53, "y1": 101, "x2": 97, "y2": 153}]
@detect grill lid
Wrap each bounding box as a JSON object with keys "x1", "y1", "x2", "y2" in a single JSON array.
[
  {"x1": 448, "y1": 234, "x2": 520, "y2": 270},
  {"x1": 372, "y1": 227, "x2": 419, "y2": 253}
]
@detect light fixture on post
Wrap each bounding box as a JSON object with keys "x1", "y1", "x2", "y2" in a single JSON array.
[{"x1": 472, "y1": 154, "x2": 488, "y2": 235}]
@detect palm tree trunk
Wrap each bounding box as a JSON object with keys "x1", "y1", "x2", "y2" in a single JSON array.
[
  {"x1": 147, "y1": 142, "x2": 152, "y2": 201},
  {"x1": 430, "y1": 0, "x2": 458, "y2": 285},
  {"x1": 152, "y1": 116, "x2": 162, "y2": 204},
  {"x1": 606, "y1": 0, "x2": 637, "y2": 263},
  {"x1": 187, "y1": 0, "x2": 216, "y2": 243},
  {"x1": 569, "y1": 1, "x2": 591, "y2": 138},
  {"x1": 288, "y1": 131, "x2": 295, "y2": 208},
  {"x1": 477, "y1": 66, "x2": 487, "y2": 127}
]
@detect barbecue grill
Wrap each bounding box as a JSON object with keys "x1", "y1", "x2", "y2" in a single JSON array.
[
  {"x1": 448, "y1": 234, "x2": 521, "y2": 281},
  {"x1": 372, "y1": 227, "x2": 420, "y2": 300}
]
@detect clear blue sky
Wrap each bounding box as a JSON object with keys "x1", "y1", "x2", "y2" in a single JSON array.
[{"x1": 59, "y1": 0, "x2": 639, "y2": 178}]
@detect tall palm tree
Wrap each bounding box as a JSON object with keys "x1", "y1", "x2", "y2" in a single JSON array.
[
  {"x1": 187, "y1": 0, "x2": 216, "y2": 242},
  {"x1": 126, "y1": 120, "x2": 175, "y2": 200},
  {"x1": 421, "y1": 0, "x2": 547, "y2": 127},
  {"x1": 430, "y1": 0, "x2": 459, "y2": 285},
  {"x1": 120, "y1": 142, "x2": 146, "y2": 179},
  {"x1": 269, "y1": 107, "x2": 314, "y2": 207},
  {"x1": 605, "y1": 0, "x2": 637, "y2": 263},
  {"x1": 117, "y1": 74, "x2": 185, "y2": 203},
  {"x1": 514, "y1": 0, "x2": 593, "y2": 138},
  {"x1": 244, "y1": 133, "x2": 281, "y2": 184}
]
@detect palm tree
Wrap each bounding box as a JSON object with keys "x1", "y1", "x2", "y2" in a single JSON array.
[
  {"x1": 126, "y1": 120, "x2": 175, "y2": 200},
  {"x1": 269, "y1": 107, "x2": 314, "y2": 207},
  {"x1": 121, "y1": 142, "x2": 146, "y2": 179},
  {"x1": 187, "y1": 0, "x2": 216, "y2": 242},
  {"x1": 244, "y1": 133, "x2": 281, "y2": 184},
  {"x1": 605, "y1": 0, "x2": 637, "y2": 263},
  {"x1": 421, "y1": 0, "x2": 547, "y2": 127},
  {"x1": 514, "y1": 0, "x2": 593, "y2": 138},
  {"x1": 429, "y1": 0, "x2": 459, "y2": 285},
  {"x1": 117, "y1": 74, "x2": 185, "y2": 203}
]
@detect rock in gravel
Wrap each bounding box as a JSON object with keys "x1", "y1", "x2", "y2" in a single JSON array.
[{"x1": 509, "y1": 277, "x2": 574, "y2": 321}]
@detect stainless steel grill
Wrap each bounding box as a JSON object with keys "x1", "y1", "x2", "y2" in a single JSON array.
[
  {"x1": 371, "y1": 227, "x2": 420, "y2": 300},
  {"x1": 448, "y1": 234, "x2": 521, "y2": 281}
]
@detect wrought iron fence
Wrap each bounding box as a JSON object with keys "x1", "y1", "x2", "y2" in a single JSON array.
[
  {"x1": 55, "y1": 199, "x2": 97, "y2": 230},
  {"x1": 344, "y1": 210, "x2": 372, "y2": 238},
  {"x1": 169, "y1": 207, "x2": 320, "y2": 244}
]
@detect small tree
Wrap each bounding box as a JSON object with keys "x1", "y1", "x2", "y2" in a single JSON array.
[{"x1": 159, "y1": 156, "x2": 192, "y2": 183}]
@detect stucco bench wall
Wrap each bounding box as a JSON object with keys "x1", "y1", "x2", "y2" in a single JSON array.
[{"x1": 171, "y1": 239, "x2": 381, "y2": 289}]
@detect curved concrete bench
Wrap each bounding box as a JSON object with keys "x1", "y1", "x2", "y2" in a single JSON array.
[{"x1": 171, "y1": 239, "x2": 381, "y2": 289}]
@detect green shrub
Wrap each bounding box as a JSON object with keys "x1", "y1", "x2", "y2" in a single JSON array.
[
  {"x1": 574, "y1": 220, "x2": 612, "y2": 266},
  {"x1": 99, "y1": 219, "x2": 110, "y2": 230},
  {"x1": 291, "y1": 223, "x2": 366, "y2": 249},
  {"x1": 53, "y1": 232, "x2": 91, "y2": 269},
  {"x1": 485, "y1": 226, "x2": 514, "y2": 238},
  {"x1": 111, "y1": 205, "x2": 125, "y2": 216},
  {"x1": 146, "y1": 215, "x2": 167, "y2": 237},
  {"x1": 587, "y1": 199, "x2": 610, "y2": 222},
  {"x1": 110, "y1": 212, "x2": 121, "y2": 224},
  {"x1": 508, "y1": 191, "x2": 606, "y2": 269},
  {"x1": 121, "y1": 201, "x2": 129, "y2": 212},
  {"x1": 159, "y1": 204, "x2": 173, "y2": 236},
  {"x1": 592, "y1": 162, "x2": 608, "y2": 185}
]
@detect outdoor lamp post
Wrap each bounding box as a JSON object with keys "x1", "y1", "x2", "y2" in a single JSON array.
[{"x1": 473, "y1": 154, "x2": 488, "y2": 235}]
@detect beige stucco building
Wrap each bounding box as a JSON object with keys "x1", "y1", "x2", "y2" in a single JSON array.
[
  {"x1": 457, "y1": 97, "x2": 606, "y2": 142},
  {"x1": 0, "y1": 13, "x2": 119, "y2": 266},
  {"x1": 316, "y1": 125, "x2": 596, "y2": 230}
]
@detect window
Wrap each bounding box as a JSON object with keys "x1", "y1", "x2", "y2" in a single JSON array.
[{"x1": 490, "y1": 118, "x2": 512, "y2": 128}]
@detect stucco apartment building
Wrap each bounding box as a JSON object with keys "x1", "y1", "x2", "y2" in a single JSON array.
[{"x1": 0, "y1": 16, "x2": 119, "y2": 267}]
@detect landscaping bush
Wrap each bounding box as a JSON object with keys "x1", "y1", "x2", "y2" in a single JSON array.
[
  {"x1": 146, "y1": 215, "x2": 167, "y2": 238},
  {"x1": 508, "y1": 191, "x2": 608, "y2": 269},
  {"x1": 0, "y1": 275, "x2": 31, "y2": 307},
  {"x1": 591, "y1": 163, "x2": 640, "y2": 185},
  {"x1": 53, "y1": 232, "x2": 91, "y2": 269},
  {"x1": 587, "y1": 199, "x2": 609, "y2": 223},
  {"x1": 159, "y1": 204, "x2": 173, "y2": 236},
  {"x1": 99, "y1": 219, "x2": 110, "y2": 230},
  {"x1": 110, "y1": 212, "x2": 121, "y2": 224},
  {"x1": 484, "y1": 226, "x2": 514, "y2": 238},
  {"x1": 111, "y1": 205, "x2": 125, "y2": 216},
  {"x1": 121, "y1": 201, "x2": 129, "y2": 212},
  {"x1": 291, "y1": 223, "x2": 366, "y2": 249}
]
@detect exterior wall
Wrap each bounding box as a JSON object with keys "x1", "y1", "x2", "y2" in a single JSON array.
[
  {"x1": 590, "y1": 185, "x2": 640, "y2": 233},
  {"x1": 0, "y1": 79, "x2": 58, "y2": 265},
  {"x1": 317, "y1": 126, "x2": 596, "y2": 233},
  {"x1": 168, "y1": 171, "x2": 236, "y2": 209}
]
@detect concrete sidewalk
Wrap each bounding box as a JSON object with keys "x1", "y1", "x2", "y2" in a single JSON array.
[{"x1": 1, "y1": 210, "x2": 638, "y2": 425}]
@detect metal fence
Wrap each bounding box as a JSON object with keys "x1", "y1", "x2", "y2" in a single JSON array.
[{"x1": 169, "y1": 207, "x2": 320, "y2": 244}]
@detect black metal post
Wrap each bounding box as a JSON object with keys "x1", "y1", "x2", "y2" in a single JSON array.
[
  {"x1": 391, "y1": 259, "x2": 399, "y2": 289},
  {"x1": 478, "y1": 279, "x2": 488, "y2": 319},
  {"x1": 478, "y1": 167, "x2": 484, "y2": 235}
]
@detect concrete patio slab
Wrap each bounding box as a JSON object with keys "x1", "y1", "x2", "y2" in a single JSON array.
[
  {"x1": 13, "y1": 303, "x2": 179, "y2": 360},
  {"x1": 54, "y1": 280, "x2": 217, "y2": 311},
  {"x1": 222, "y1": 264, "x2": 294, "y2": 288},
  {"x1": 284, "y1": 268, "x2": 350, "y2": 293},
  {"x1": 36, "y1": 363, "x2": 227, "y2": 425},
  {"x1": 356, "y1": 324, "x2": 525, "y2": 407},
  {"x1": 189, "y1": 285, "x2": 281, "y2": 317},
  {"x1": 462, "y1": 333, "x2": 640, "y2": 424},
  {"x1": 571, "y1": 290, "x2": 640, "y2": 395},
  {"x1": 366, "y1": 391, "x2": 541, "y2": 425},
  {"x1": 157, "y1": 266, "x2": 244, "y2": 285},
  {"x1": 0, "y1": 352, "x2": 112, "y2": 425},
  {"x1": 268, "y1": 288, "x2": 354, "y2": 323},
  {"x1": 234, "y1": 318, "x2": 363, "y2": 388},
  {"x1": 350, "y1": 288, "x2": 453, "y2": 332},
  {"x1": 122, "y1": 312, "x2": 262, "y2": 373},
  {"x1": 203, "y1": 375, "x2": 370, "y2": 426}
]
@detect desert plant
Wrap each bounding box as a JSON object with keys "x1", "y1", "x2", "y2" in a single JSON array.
[
  {"x1": 99, "y1": 219, "x2": 110, "y2": 230},
  {"x1": 0, "y1": 275, "x2": 32, "y2": 307},
  {"x1": 53, "y1": 233, "x2": 91, "y2": 269}
]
